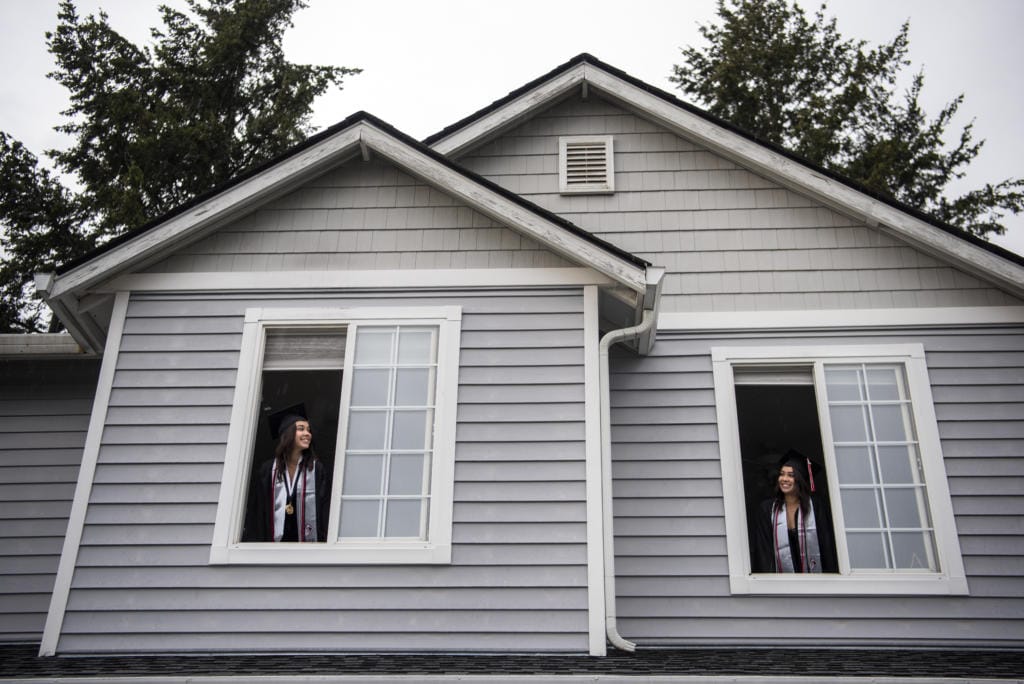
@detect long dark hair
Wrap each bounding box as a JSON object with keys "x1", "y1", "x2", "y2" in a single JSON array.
[
  {"x1": 773, "y1": 460, "x2": 811, "y2": 513},
  {"x1": 272, "y1": 421, "x2": 317, "y2": 480}
]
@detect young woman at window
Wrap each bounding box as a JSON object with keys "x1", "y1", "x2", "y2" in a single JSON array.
[
  {"x1": 243, "y1": 404, "x2": 331, "y2": 542},
  {"x1": 753, "y1": 452, "x2": 837, "y2": 573}
]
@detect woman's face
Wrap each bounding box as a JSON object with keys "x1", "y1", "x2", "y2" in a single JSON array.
[
  {"x1": 294, "y1": 420, "x2": 312, "y2": 450},
  {"x1": 778, "y1": 465, "x2": 796, "y2": 495}
]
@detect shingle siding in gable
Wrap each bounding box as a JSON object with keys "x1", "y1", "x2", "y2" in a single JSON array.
[
  {"x1": 458, "y1": 96, "x2": 1022, "y2": 310},
  {"x1": 0, "y1": 358, "x2": 100, "y2": 643},
  {"x1": 608, "y1": 325, "x2": 1024, "y2": 648},
  {"x1": 145, "y1": 158, "x2": 575, "y2": 274},
  {"x1": 56, "y1": 288, "x2": 590, "y2": 654}
]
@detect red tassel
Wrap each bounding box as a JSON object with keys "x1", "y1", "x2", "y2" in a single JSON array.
[{"x1": 806, "y1": 457, "x2": 816, "y2": 493}]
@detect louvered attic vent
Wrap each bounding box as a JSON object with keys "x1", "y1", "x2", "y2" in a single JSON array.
[{"x1": 559, "y1": 135, "x2": 614, "y2": 194}]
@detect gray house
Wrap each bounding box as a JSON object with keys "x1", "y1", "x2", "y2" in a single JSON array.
[{"x1": 3, "y1": 54, "x2": 1022, "y2": 657}]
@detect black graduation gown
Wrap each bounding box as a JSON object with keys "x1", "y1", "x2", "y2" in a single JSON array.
[
  {"x1": 242, "y1": 459, "x2": 331, "y2": 542},
  {"x1": 753, "y1": 497, "x2": 838, "y2": 573}
]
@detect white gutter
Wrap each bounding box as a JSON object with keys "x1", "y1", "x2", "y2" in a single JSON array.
[{"x1": 598, "y1": 307, "x2": 656, "y2": 652}]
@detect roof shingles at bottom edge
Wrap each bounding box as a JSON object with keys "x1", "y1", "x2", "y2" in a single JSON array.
[{"x1": 1, "y1": 645, "x2": 1022, "y2": 680}]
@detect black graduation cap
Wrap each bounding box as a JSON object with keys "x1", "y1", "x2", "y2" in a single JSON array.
[
  {"x1": 267, "y1": 403, "x2": 308, "y2": 440},
  {"x1": 776, "y1": 449, "x2": 822, "y2": 493}
]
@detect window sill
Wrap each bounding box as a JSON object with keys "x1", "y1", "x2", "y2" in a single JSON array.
[
  {"x1": 209, "y1": 542, "x2": 452, "y2": 565},
  {"x1": 730, "y1": 572, "x2": 969, "y2": 596}
]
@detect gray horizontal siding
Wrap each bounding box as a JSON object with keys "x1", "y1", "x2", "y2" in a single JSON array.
[
  {"x1": 146, "y1": 159, "x2": 574, "y2": 274},
  {"x1": 609, "y1": 325, "x2": 1024, "y2": 647},
  {"x1": 0, "y1": 358, "x2": 99, "y2": 643},
  {"x1": 457, "y1": 96, "x2": 1021, "y2": 312},
  {"x1": 58, "y1": 288, "x2": 590, "y2": 654}
]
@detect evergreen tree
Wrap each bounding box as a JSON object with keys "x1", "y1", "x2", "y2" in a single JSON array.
[
  {"x1": 0, "y1": 0, "x2": 359, "y2": 332},
  {"x1": 670, "y1": 0, "x2": 1023, "y2": 239}
]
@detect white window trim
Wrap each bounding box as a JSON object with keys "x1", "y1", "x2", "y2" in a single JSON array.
[
  {"x1": 210, "y1": 305, "x2": 461, "y2": 565},
  {"x1": 711, "y1": 343, "x2": 968, "y2": 595},
  {"x1": 559, "y1": 135, "x2": 615, "y2": 194}
]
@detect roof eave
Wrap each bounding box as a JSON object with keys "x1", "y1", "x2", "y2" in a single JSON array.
[{"x1": 42, "y1": 115, "x2": 651, "y2": 343}]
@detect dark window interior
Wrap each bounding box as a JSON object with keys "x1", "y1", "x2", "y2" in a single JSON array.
[
  {"x1": 734, "y1": 383, "x2": 834, "y2": 568},
  {"x1": 241, "y1": 369, "x2": 342, "y2": 540}
]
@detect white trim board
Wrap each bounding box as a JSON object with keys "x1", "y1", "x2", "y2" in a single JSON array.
[
  {"x1": 0, "y1": 332, "x2": 87, "y2": 357},
  {"x1": 46, "y1": 127, "x2": 361, "y2": 300},
  {"x1": 711, "y1": 342, "x2": 968, "y2": 596},
  {"x1": 359, "y1": 124, "x2": 646, "y2": 293},
  {"x1": 209, "y1": 305, "x2": 461, "y2": 565},
  {"x1": 48, "y1": 120, "x2": 647, "y2": 301},
  {"x1": 659, "y1": 306, "x2": 1024, "y2": 331},
  {"x1": 38, "y1": 291, "x2": 131, "y2": 656},
  {"x1": 431, "y1": 66, "x2": 585, "y2": 158},
  {"x1": 582, "y1": 285, "x2": 607, "y2": 656},
  {"x1": 431, "y1": 60, "x2": 1024, "y2": 299},
  {"x1": 103, "y1": 267, "x2": 617, "y2": 293}
]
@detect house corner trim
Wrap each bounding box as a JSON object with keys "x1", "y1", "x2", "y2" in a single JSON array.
[
  {"x1": 583, "y1": 285, "x2": 607, "y2": 656},
  {"x1": 38, "y1": 291, "x2": 130, "y2": 656}
]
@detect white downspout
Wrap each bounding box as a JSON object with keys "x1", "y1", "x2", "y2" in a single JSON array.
[{"x1": 599, "y1": 307, "x2": 656, "y2": 652}]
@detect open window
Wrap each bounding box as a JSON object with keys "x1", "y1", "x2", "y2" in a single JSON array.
[
  {"x1": 211, "y1": 306, "x2": 461, "y2": 564},
  {"x1": 712, "y1": 344, "x2": 968, "y2": 595}
]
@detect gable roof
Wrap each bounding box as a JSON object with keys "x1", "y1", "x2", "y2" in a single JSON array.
[
  {"x1": 39, "y1": 112, "x2": 655, "y2": 352},
  {"x1": 426, "y1": 53, "x2": 1024, "y2": 297}
]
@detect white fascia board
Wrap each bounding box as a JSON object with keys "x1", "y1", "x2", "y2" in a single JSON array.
[
  {"x1": 660, "y1": 306, "x2": 1024, "y2": 332},
  {"x1": 46, "y1": 126, "x2": 363, "y2": 300},
  {"x1": 361, "y1": 124, "x2": 647, "y2": 294},
  {"x1": 427, "y1": 61, "x2": 1024, "y2": 296},
  {"x1": 0, "y1": 332, "x2": 86, "y2": 357},
  {"x1": 430, "y1": 65, "x2": 586, "y2": 158},
  {"x1": 580, "y1": 67, "x2": 1024, "y2": 297},
  {"x1": 102, "y1": 267, "x2": 616, "y2": 293}
]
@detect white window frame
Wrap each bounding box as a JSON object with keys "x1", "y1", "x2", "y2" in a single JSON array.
[
  {"x1": 210, "y1": 305, "x2": 461, "y2": 565},
  {"x1": 711, "y1": 343, "x2": 968, "y2": 595},
  {"x1": 558, "y1": 135, "x2": 615, "y2": 194}
]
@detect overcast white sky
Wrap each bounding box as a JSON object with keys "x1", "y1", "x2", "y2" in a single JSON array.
[{"x1": 2, "y1": 0, "x2": 1022, "y2": 256}]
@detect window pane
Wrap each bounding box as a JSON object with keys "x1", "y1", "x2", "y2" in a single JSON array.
[
  {"x1": 339, "y1": 500, "x2": 380, "y2": 537},
  {"x1": 388, "y1": 454, "x2": 426, "y2": 495},
  {"x1": 385, "y1": 499, "x2": 422, "y2": 537},
  {"x1": 877, "y1": 445, "x2": 918, "y2": 484},
  {"x1": 347, "y1": 410, "x2": 388, "y2": 449},
  {"x1": 351, "y1": 368, "x2": 391, "y2": 406},
  {"x1": 340, "y1": 324, "x2": 442, "y2": 541},
  {"x1": 392, "y1": 409, "x2": 432, "y2": 450},
  {"x1": 342, "y1": 454, "x2": 384, "y2": 495},
  {"x1": 835, "y1": 445, "x2": 874, "y2": 484},
  {"x1": 846, "y1": 531, "x2": 889, "y2": 569},
  {"x1": 865, "y1": 366, "x2": 902, "y2": 400},
  {"x1": 398, "y1": 328, "x2": 435, "y2": 364},
  {"x1": 830, "y1": 405, "x2": 868, "y2": 442},
  {"x1": 891, "y1": 532, "x2": 937, "y2": 570},
  {"x1": 871, "y1": 404, "x2": 912, "y2": 442},
  {"x1": 355, "y1": 328, "x2": 394, "y2": 365},
  {"x1": 395, "y1": 368, "x2": 433, "y2": 406},
  {"x1": 825, "y1": 367, "x2": 863, "y2": 401},
  {"x1": 840, "y1": 488, "x2": 882, "y2": 528},
  {"x1": 884, "y1": 487, "x2": 930, "y2": 529}
]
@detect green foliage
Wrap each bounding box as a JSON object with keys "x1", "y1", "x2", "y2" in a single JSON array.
[
  {"x1": 670, "y1": 0, "x2": 1023, "y2": 238},
  {"x1": 0, "y1": 0, "x2": 359, "y2": 332},
  {"x1": 0, "y1": 133, "x2": 92, "y2": 332}
]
